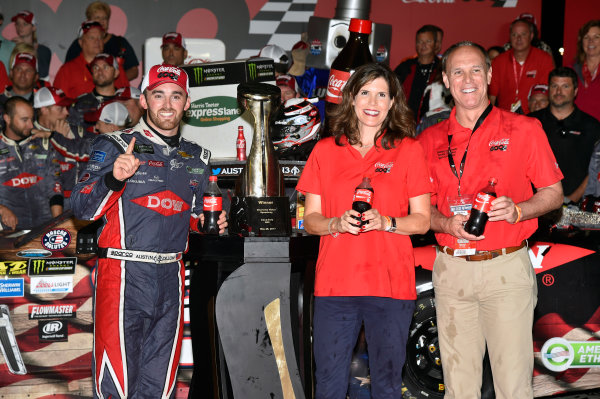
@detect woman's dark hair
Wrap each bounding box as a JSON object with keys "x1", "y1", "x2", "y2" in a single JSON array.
[
  {"x1": 576, "y1": 20, "x2": 600, "y2": 64},
  {"x1": 327, "y1": 63, "x2": 415, "y2": 149}
]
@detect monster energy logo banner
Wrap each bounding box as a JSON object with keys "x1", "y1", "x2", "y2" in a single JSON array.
[
  {"x1": 28, "y1": 257, "x2": 77, "y2": 275},
  {"x1": 184, "y1": 96, "x2": 242, "y2": 127},
  {"x1": 247, "y1": 62, "x2": 274, "y2": 81},
  {"x1": 248, "y1": 63, "x2": 257, "y2": 80}
]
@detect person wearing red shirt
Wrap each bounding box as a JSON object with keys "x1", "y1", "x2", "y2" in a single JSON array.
[
  {"x1": 489, "y1": 18, "x2": 554, "y2": 114},
  {"x1": 0, "y1": 61, "x2": 9, "y2": 92},
  {"x1": 418, "y1": 41, "x2": 563, "y2": 399},
  {"x1": 297, "y1": 63, "x2": 431, "y2": 399},
  {"x1": 54, "y1": 21, "x2": 128, "y2": 99}
]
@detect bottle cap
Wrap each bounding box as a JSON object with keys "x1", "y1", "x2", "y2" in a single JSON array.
[
  {"x1": 209, "y1": 175, "x2": 218, "y2": 182},
  {"x1": 349, "y1": 18, "x2": 372, "y2": 35}
]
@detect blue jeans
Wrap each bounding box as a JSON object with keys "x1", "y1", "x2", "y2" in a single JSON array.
[{"x1": 313, "y1": 296, "x2": 415, "y2": 399}]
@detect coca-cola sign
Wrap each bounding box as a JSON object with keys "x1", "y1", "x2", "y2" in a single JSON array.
[{"x1": 325, "y1": 69, "x2": 351, "y2": 104}]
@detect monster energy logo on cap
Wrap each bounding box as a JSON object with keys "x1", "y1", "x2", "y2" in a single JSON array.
[{"x1": 248, "y1": 63, "x2": 257, "y2": 80}]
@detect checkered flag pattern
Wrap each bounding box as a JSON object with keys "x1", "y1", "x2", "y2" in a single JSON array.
[{"x1": 236, "y1": 0, "x2": 317, "y2": 59}]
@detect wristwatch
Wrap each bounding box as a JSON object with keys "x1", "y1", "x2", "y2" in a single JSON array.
[{"x1": 389, "y1": 216, "x2": 396, "y2": 233}]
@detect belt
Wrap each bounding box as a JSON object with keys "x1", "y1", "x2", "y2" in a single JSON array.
[
  {"x1": 437, "y1": 241, "x2": 526, "y2": 262},
  {"x1": 98, "y1": 247, "x2": 183, "y2": 264}
]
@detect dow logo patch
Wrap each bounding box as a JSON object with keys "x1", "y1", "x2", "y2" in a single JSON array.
[
  {"x1": 3, "y1": 172, "x2": 42, "y2": 188},
  {"x1": 130, "y1": 190, "x2": 190, "y2": 216}
]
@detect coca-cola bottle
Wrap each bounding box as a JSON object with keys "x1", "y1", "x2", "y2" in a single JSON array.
[
  {"x1": 464, "y1": 178, "x2": 498, "y2": 236},
  {"x1": 352, "y1": 177, "x2": 374, "y2": 228},
  {"x1": 324, "y1": 18, "x2": 373, "y2": 136},
  {"x1": 202, "y1": 175, "x2": 222, "y2": 235},
  {"x1": 236, "y1": 126, "x2": 246, "y2": 161}
]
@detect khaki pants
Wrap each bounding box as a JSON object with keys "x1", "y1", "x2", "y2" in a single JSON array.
[{"x1": 433, "y1": 247, "x2": 537, "y2": 399}]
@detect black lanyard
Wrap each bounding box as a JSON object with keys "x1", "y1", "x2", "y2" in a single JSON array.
[{"x1": 447, "y1": 103, "x2": 493, "y2": 196}]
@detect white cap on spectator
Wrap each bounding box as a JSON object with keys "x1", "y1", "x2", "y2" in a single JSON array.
[
  {"x1": 34, "y1": 87, "x2": 74, "y2": 108},
  {"x1": 85, "y1": 101, "x2": 130, "y2": 126}
]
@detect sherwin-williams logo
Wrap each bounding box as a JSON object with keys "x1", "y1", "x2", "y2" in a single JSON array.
[
  {"x1": 541, "y1": 338, "x2": 600, "y2": 372},
  {"x1": 185, "y1": 96, "x2": 242, "y2": 127}
]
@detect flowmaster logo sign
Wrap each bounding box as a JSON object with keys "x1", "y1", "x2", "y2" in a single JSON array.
[
  {"x1": 29, "y1": 304, "x2": 77, "y2": 319},
  {"x1": 541, "y1": 338, "x2": 600, "y2": 372}
]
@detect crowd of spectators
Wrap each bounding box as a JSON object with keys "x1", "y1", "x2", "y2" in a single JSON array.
[{"x1": 0, "y1": 2, "x2": 598, "y2": 231}]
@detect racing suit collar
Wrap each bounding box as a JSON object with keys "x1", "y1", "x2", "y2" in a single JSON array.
[
  {"x1": 0, "y1": 132, "x2": 34, "y2": 147},
  {"x1": 140, "y1": 115, "x2": 181, "y2": 148}
]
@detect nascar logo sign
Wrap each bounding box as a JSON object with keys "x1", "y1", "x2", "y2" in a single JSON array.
[{"x1": 41, "y1": 229, "x2": 71, "y2": 251}]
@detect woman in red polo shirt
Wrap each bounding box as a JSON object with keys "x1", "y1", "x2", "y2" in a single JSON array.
[{"x1": 297, "y1": 63, "x2": 432, "y2": 399}]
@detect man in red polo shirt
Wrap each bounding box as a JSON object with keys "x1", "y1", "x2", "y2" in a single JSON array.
[
  {"x1": 489, "y1": 18, "x2": 554, "y2": 114},
  {"x1": 54, "y1": 21, "x2": 128, "y2": 99},
  {"x1": 418, "y1": 41, "x2": 563, "y2": 398}
]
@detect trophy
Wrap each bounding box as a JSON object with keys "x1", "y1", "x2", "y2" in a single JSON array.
[{"x1": 229, "y1": 82, "x2": 292, "y2": 236}]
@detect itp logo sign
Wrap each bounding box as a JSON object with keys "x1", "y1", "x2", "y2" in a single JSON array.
[
  {"x1": 248, "y1": 63, "x2": 257, "y2": 80},
  {"x1": 541, "y1": 338, "x2": 600, "y2": 372},
  {"x1": 193, "y1": 67, "x2": 203, "y2": 84}
]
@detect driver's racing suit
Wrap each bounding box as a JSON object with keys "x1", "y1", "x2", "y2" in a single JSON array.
[{"x1": 70, "y1": 117, "x2": 210, "y2": 399}]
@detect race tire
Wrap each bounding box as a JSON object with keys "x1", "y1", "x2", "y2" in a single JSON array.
[{"x1": 402, "y1": 290, "x2": 444, "y2": 399}]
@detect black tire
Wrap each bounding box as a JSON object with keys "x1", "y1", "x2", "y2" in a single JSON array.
[
  {"x1": 401, "y1": 290, "x2": 496, "y2": 399},
  {"x1": 402, "y1": 291, "x2": 445, "y2": 399}
]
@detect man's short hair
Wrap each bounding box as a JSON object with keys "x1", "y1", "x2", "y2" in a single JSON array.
[
  {"x1": 4, "y1": 96, "x2": 31, "y2": 118},
  {"x1": 416, "y1": 25, "x2": 439, "y2": 41},
  {"x1": 510, "y1": 18, "x2": 534, "y2": 34},
  {"x1": 441, "y1": 41, "x2": 490, "y2": 73},
  {"x1": 548, "y1": 67, "x2": 578, "y2": 89}
]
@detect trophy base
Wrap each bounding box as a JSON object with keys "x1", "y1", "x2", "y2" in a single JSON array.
[{"x1": 229, "y1": 196, "x2": 292, "y2": 237}]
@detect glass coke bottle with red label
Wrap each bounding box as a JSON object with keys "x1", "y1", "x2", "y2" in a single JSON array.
[
  {"x1": 352, "y1": 177, "x2": 374, "y2": 228},
  {"x1": 324, "y1": 18, "x2": 373, "y2": 137},
  {"x1": 464, "y1": 178, "x2": 497, "y2": 236},
  {"x1": 202, "y1": 175, "x2": 222, "y2": 235}
]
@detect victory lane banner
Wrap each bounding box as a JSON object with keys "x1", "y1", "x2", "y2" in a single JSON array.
[{"x1": 28, "y1": 257, "x2": 77, "y2": 276}]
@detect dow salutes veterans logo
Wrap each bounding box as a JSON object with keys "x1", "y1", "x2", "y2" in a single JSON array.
[{"x1": 41, "y1": 229, "x2": 71, "y2": 251}]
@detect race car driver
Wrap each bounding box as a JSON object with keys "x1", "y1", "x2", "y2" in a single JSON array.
[
  {"x1": 0, "y1": 96, "x2": 62, "y2": 230},
  {"x1": 70, "y1": 64, "x2": 227, "y2": 399}
]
